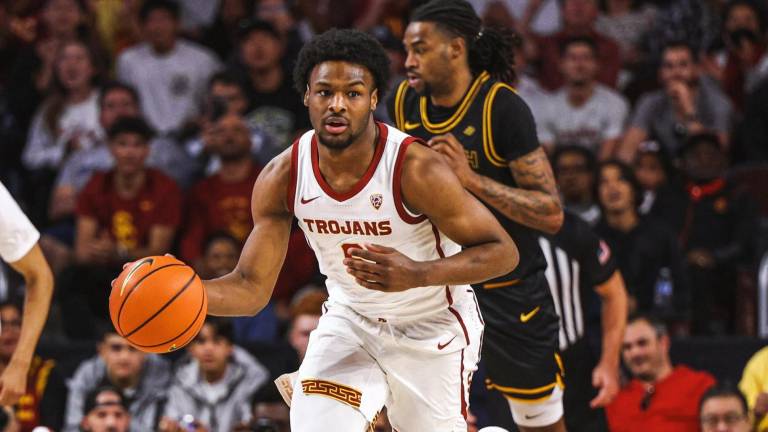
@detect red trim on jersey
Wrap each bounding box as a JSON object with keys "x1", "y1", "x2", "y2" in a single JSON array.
[
  {"x1": 393, "y1": 136, "x2": 428, "y2": 224},
  {"x1": 431, "y1": 223, "x2": 446, "y2": 258},
  {"x1": 449, "y1": 305, "x2": 470, "y2": 346},
  {"x1": 433, "y1": 222, "x2": 470, "y2": 346},
  {"x1": 460, "y1": 349, "x2": 468, "y2": 419},
  {"x1": 287, "y1": 139, "x2": 300, "y2": 213},
  {"x1": 310, "y1": 121, "x2": 388, "y2": 202}
]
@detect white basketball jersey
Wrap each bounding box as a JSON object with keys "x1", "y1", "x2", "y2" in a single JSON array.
[{"x1": 289, "y1": 122, "x2": 470, "y2": 321}]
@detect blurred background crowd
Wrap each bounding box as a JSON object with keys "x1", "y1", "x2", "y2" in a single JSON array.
[{"x1": 0, "y1": 0, "x2": 767, "y2": 431}]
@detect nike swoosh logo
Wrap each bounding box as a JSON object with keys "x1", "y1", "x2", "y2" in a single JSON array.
[
  {"x1": 520, "y1": 306, "x2": 541, "y2": 323},
  {"x1": 300, "y1": 196, "x2": 320, "y2": 204},
  {"x1": 120, "y1": 257, "x2": 154, "y2": 296},
  {"x1": 525, "y1": 412, "x2": 544, "y2": 420},
  {"x1": 404, "y1": 121, "x2": 421, "y2": 130},
  {"x1": 437, "y1": 335, "x2": 457, "y2": 350}
]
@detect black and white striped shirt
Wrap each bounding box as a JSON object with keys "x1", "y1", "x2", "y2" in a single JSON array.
[{"x1": 539, "y1": 212, "x2": 617, "y2": 351}]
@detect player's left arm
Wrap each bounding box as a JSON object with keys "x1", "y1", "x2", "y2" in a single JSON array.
[
  {"x1": 591, "y1": 270, "x2": 628, "y2": 408},
  {"x1": 346, "y1": 143, "x2": 518, "y2": 291},
  {"x1": 431, "y1": 88, "x2": 563, "y2": 234},
  {"x1": 2, "y1": 244, "x2": 54, "y2": 404}
]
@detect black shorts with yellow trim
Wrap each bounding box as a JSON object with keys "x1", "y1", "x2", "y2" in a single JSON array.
[{"x1": 473, "y1": 271, "x2": 563, "y2": 399}]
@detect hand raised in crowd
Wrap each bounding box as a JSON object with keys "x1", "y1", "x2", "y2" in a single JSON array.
[
  {"x1": 201, "y1": 120, "x2": 224, "y2": 154},
  {"x1": 82, "y1": 232, "x2": 117, "y2": 264},
  {"x1": 666, "y1": 80, "x2": 695, "y2": 119}
]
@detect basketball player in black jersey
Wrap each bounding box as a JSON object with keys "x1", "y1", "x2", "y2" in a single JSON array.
[{"x1": 386, "y1": 1, "x2": 567, "y2": 430}]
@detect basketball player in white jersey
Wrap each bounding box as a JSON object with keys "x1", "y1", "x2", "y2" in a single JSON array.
[
  {"x1": 0, "y1": 182, "x2": 55, "y2": 405},
  {"x1": 200, "y1": 29, "x2": 519, "y2": 431}
]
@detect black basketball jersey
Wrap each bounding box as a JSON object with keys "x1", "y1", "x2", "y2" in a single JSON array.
[{"x1": 387, "y1": 71, "x2": 547, "y2": 284}]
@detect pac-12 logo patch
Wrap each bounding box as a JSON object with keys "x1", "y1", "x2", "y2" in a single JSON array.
[{"x1": 370, "y1": 194, "x2": 383, "y2": 210}]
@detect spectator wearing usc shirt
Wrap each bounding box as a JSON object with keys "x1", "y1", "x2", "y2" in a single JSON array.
[
  {"x1": 181, "y1": 113, "x2": 262, "y2": 263},
  {"x1": 59, "y1": 116, "x2": 182, "y2": 340},
  {"x1": 181, "y1": 113, "x2": 317, "y2": 318}
]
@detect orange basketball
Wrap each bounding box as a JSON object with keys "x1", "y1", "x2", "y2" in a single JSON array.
[{"x1": 109, "y1": 255, "x2": 208, "y2": 354}]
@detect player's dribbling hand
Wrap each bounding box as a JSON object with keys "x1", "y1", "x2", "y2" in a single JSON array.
[
  {"x1": 428, "y1": 133, "x2": 475, "y2": 187},
  {"x1": 344, "y1": 244, "x2": 427, "y2": 292},
  {"x1": 589, "y1": 361, "x2": 619, "y2": 408},
  {"x1": 0, "y1": 360, "x2": 28, "y2": 405}
]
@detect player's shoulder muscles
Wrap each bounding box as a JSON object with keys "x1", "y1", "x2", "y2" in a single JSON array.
[
  {"x1": 250, "y1": 146, "x2": 294, "y2": 220},
  {"x1": 399, "y1": 140, "x2": 466, "y2": 217}
]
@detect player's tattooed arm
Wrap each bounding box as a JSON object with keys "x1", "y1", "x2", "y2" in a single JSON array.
[
  {"x1": 480, "y1": 147, "x2": 564, "y2": 234},
  {"x1": 432, "y1": 133, "x2": 562, "y2": 234}
]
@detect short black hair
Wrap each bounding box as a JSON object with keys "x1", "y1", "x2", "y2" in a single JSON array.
[
  {"x1": 292, "y1": 28, "x2": 390, "y2": 98},
  {"x1": 139, "y1": 0, "x2": 180, "y2": 22},
  {"x1": 208, "y1": 71, "x2": 248, "y2": 93},
  {"x1": 627, "y1": 313, "x2": 668, "y2": 338},
  {"x1": 107, "y1": 116, "x2": 154, "y2": 142},
  {"x1": 724, "y1": 0, "x2": 766, "y2": 33},
  {"x1": 83, "y1": 385, "x2": 128, "y2": 414},
  {"x1": 99, "y1": 81, "x2": 140, "y2": 109},
  {"x1": 0, "y1": 299, "x2": 23, "y2": 316},
  {"x1": 560, "y1": 35, "x2": 599, "y2": 57},
  {"x1": 596, "y1": 159, "x2": 644, "y2": 211},
  {"x1": 699, "y1": 382, "x2": 749, "y2": 417},
  {"x1": 661, "y1": 40, "x2": 699, "y2": 62},
  {"x1": 237, "y1": 18, "x2": 281, "y2": 41},
  {"x1": 202, "y1": 231, "x2": 241, "y2": 255},
  {"x1": 680, "y1": 132, "x2": 723, "y2": 158},
  {"x1": 199, "y1": 317, "x2": 235, "y2": 344},
  {"x1": 551, "y1": 145, "x2": 597, "y2": 175}
]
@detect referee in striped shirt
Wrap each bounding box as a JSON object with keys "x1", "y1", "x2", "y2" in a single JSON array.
[{"x1": 538, "y1": 211, "x2": 628, "y2": 431}]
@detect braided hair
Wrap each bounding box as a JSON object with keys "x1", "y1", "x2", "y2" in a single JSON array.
[{"x1": 411, "y1": 0, "x2": 517, "y2": 84}]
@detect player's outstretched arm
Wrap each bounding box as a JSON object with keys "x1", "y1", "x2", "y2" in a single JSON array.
[
  {"x1": 347, "y1": 143, "x2": 518, "y2": 290},
  {"x1": 3, "y1": 244, "x2": 54, "y2": 404},
  {"x1": 204, "y1": 151, "x2": 294, "y2": 317}
]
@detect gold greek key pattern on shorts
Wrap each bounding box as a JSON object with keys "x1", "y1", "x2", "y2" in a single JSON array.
[{"x1": 301, "y1": 379, "x2": 362, "y2": 408}]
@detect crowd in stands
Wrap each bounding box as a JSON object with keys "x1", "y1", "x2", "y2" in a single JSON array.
[{"x1": 0, "y1": 0, "x2": 766, "y2": 430}]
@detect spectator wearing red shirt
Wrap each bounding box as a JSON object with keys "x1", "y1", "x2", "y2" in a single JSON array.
[
  {"x1": 606, "y1": 314, "x2": 716, "y2": 432},
  {"x1": 181, "y1": 113, "x2": 262, "y2": 262},
  {"x1": 181, "y1": 113, "x2": 317, "y2": 311},
  {"x1": 60, "y1": 116, "x2": 181, "y2": 340},
  {"x1": 535, "y1": 0, "x2": 621, "y2": 91}
]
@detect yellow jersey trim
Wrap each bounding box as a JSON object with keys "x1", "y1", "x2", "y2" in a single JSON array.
[
  {"x1": 486, "y1": 380, "x2": 557, "y2": 395},
  {"x1": 419, "y1": 71, "x2": 490, "y2": 134},
  {"x1": 393, "y1": 80, "x2": 409, "y2": 130},
  {"x1": 482, "y1": 82, "x2": 518, "y2": 168}
]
